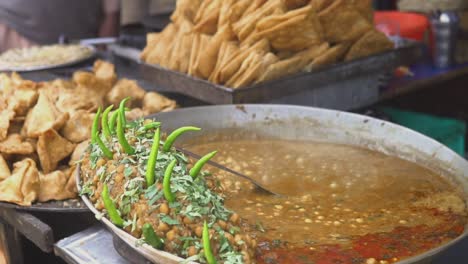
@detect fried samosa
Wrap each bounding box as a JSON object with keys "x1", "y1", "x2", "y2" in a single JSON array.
[
  {"x1": 142, "y1": 92, "x2": 177, "y2": 114},
  {"x1": 171, "y1": 0, "x2": 203, "y2": 23},
  {"x1": 318, "y1": 0, "x2": 372, "y2": 43},
  {"x1": 194, "y1": 24, "x2": 236, "y2": 79},
  {"x1": 61, "y1": 110, "x2": 95, "y2": 143},
  {"x1": 0, "y1": 154, "x2": 10, "y2": 180},
  {"x1": 0, "y1": 158, "x2": 40, "y2": 206},
  {"x1": 304, "y1": 42, "x2": 351, "y2": 71},
  {"x1": 37, "y1": 129, "x2": 75, "y2": 173},
  {"x1": 256, "y1": 5, "x2": 323, "y2": 51},
  {"x1": 0, "y1": 134, "x2": 34, "y2": 155},
  {"x1": 0, "y1": 109, "x2": 14, "y2": 141},
  {"x1": 38, "y1": 169, "x2": 77, "y2": 202},
  {"x1": 345, "y1": 30, "x2": 394, "y2": 61},
  {"x1": 106, "y1": 79, "x2": 146, "y2": 107},
  {"x1": 23, "y1": 90, "x2": 69, "y2": 138}
]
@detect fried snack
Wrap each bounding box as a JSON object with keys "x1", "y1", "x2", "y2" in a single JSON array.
[
  {"x1": 209, "y1": 41, "x2": 240, "y2": 83},
  {"x1": 178, "y1": 33, "x2": 195, "y2": 73},
  {"x1": 93, "y1": 60, "x2": 118, "y2": 85},
  {"x1": 345, "y1": 30, "x2": 394, "y2": 61},
  {"x1": 309, "y1": 0, "x2": 334, "y2": 12},
  {"x1": 193, "y1": 0, "x2": 222, "y2": 34},
  {"x1": 142, "y1": 23, "x2": 178, "y2": 65},
  {"x1": 142, "y1": 92, "x2": 177, "y2": 113},
  {"x1": 125, "y1": 108, "x2": 146, "y2": 121},
  {"x1": 0, "y1": 109, "x2": 14, "y2": 141},
  {"x1": 69, "y1": 140, "x2": 90, "y2": 166},
  {"x1": 0, "y1": 154, "x2": 10, "y2": 180},
  {"x1": 0, "y1": 134, "x2": 34, "y2": 155},
  {"x1": 256, "y1": 5, "x2": 323, "y2": 51},
  {"x1": 217, "y1": 38, "x2": 270, "y2": 84},
  {"x1": 6, "y1": 83, "x2": 38, "y2": 116},
  {"x1": 23, "y1": 91, "x2": 69, "y2": 137},
  {"x1": 258, "y1": 43, "x2": 329, "y2": 83},
  {"x1": 106, "y1": 79, "x2": 146, "y2": 107},
  {"x1": 243, "y1": 0, "x2": 269, "y2": 18},
  {"x1": 72, "y1": 71, "x2": 110, "y2": 106},
  {"x1": 350, "y1": 0, "x2": 374, "y2": 22},
  {"x1": 140, "y1": 33, "x2": 160, "y2": 62},
  {"x1": 233, "y1": 0, "x2": 286, "y2": 42},
  {"x1": 168, "y1": 31, "x2": 194, "y2": 73},
  {"x1": 0, "y1": 159, "x2": 39, "y2": 206},
  {"x1": 170, "y1": 0, "x2": 203, "y2": 23},
  {"x1": 230, "y1": 52, "x2": 279, "y2": 88},
  {"x1": 230, "y1": 0, "x2": 254, "y2": 24},
  {"x1": 141, "y1": 0, "x2": 393, "y2": 89},
  {"x1": 318, "y1": 0, "x2": 372, "y2": 43},
  {"x1": 164, "y1": 18, "x2": 195, "y2": 71},
  {"x1": 61, "y1": 110, "x2": 95, "y2": 143},
  {"x1": 38, "y1": 169, "x2": 76, "y2": 202},
  {"x1": 37, "y1": 129, "x2": 75, "y2": 173},
  {"x1": 55, "y1": 88, "x2": 99, "y2": 115},
  {"x1": 285, "y1": 0, "x2": 310, "y2": 9},
  {"x1": 304, "y1": 42, "x2": 351, "y2": 71},
  {"x1": 0, "y1": 61, "x2": 177, "y2": 206},
  {"x1": 194, "y1": 24, "x2": 236, "y2": 78},
  {"x1": 218, "y1": 0, "x2": 235, "y2": 28},
  {"x1": 226, "y1": 52, "x2": 262, "y2": 87}
]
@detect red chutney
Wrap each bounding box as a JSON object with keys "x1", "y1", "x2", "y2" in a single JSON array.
[{"x1": 257, "y1": 212, "x2": 465, "y2": 264}]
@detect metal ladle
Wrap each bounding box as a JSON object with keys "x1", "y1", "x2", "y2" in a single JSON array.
[{"x1": 175, "y1": 147, "x2": 281, "y2": 196}]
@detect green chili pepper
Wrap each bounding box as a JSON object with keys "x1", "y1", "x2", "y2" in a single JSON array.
[
  {"x1": 189, "y1": 151, "x2": 217, "y2": 179},
  {"x1": 142, "y1": 223, "x2": 164, "y2": 249},
  {"x1": 163, "y1": 159, "x2": 177, "y2": 203},
  {"x1": 119, "y1": 97, "x2": 131, "y2": 127},
  {"x1": 102, "y1": 184, "x2": 124, "y2": 227},
  {"x1": 92, "y1": 108, "x2": 113, "y2": 159},
  {"x1": 145, "y1": 127, "x2": 160, "y2": 186},
  {"x1": 142, "y1": 122, "x2": 161, "y2": 131},
  {"x1": 91, "y1": 107, "x2": 102, "y2": 144},
  {"x1": 162, "y1": 126, "x2": 201, "y2": 152},
  {"x1": 109, "y1": 110, "x2": 119, "y2": 134},
  {"x1": 101, "y1": 105, "x2": 114, "y2": 139},
  {"x1": 117, "y1": 111, "x2": 135, "y2": 155},
  {"x1": 203, "y1": 221, "x2": 217, "y2": 264},
  {"x1": 95, "y1": 134, "x2": 114, "y2": 159}
]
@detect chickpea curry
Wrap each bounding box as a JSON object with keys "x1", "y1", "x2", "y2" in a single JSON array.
[
  {"x1": 79, "y1": 99, "x2": 467, "y2": 264},
  {"x1": 183, "y1": 132, "x2": 467, "y2": 264}
]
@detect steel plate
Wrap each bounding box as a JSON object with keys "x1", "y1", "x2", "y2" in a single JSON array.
[{"x1": 0, "y1": 45, "x2": 96, "y2": 72}]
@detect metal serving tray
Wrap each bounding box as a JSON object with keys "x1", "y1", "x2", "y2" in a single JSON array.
[{"x1": 139, "y1": 40, "x2": 423, "y2": 105}]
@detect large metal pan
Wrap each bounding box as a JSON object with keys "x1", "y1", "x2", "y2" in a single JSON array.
[{"x1": 79, "y1": 105, "x2": 468, "y2": 264}]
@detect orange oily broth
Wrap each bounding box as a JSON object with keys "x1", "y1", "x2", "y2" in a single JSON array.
[{"x1": 185, "y1": 138, "x2": 466, "y2": 246}]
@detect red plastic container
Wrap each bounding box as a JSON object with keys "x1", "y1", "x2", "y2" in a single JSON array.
[{"x1": 374, "y1": 11, "x2": 429, "y2": 41}]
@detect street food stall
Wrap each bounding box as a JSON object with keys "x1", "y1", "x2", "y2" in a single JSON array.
[{"x1": 0, "y1": 1, "x2": 467, "y2": 264}]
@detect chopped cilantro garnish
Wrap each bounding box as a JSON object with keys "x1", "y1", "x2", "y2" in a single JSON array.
[
  {"x1": 124, "y1": 166, "x2": 133, "y2": 177},
  {"x1": 159, "y1": 214, "x2": 179, "y2": 225},
  {"x1": 79, "y1": 181, "x2": 94, "y2": 196}
]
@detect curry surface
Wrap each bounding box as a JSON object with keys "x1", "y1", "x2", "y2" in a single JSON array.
[{"x1": 184, "y1": 133, "x2": 467, "y2": 263}]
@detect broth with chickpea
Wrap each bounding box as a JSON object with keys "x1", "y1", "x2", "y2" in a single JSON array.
[{"x1": 184, "y1": 132, "x2": 467, "y2": 264}]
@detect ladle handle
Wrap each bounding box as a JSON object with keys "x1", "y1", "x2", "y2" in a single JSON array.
[{"x1": 174, "y1": 147, "x2": 279, "y2": 196}]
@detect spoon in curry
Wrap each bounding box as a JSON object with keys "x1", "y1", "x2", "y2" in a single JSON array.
[{"x1": 175, "y1": 147, "x2": 281, "y2": 196}]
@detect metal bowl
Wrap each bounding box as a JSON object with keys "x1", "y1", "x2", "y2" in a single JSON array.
[{"x1": 78, "y1": 104, "x2": 468, "y2": 264}]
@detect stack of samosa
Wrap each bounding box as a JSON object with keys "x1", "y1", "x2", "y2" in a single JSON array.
[
  {"x1": 0, "y1": 60, "x2": 177, "y2": 206},
  {"x1": 141, "y1": 0, "x2": 394, "y2": 89}
]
